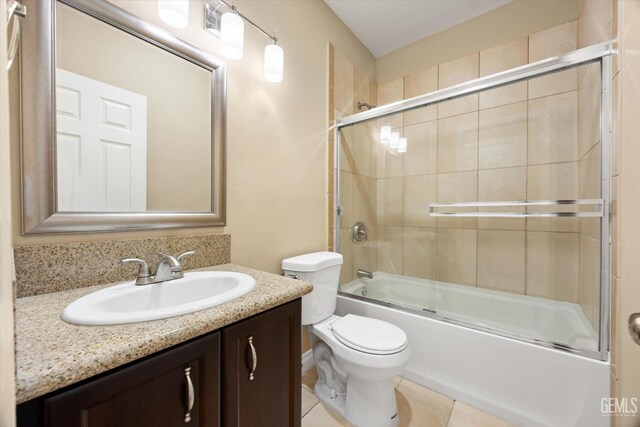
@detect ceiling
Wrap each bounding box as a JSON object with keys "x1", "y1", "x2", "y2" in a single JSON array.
[{"x1": 324, "y1": 0, "x2": 513, "y2": 58}]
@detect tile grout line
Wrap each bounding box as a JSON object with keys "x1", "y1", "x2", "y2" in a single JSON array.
[{"x1": 445, "y1": 399, "x2": 457, "y2": 427}]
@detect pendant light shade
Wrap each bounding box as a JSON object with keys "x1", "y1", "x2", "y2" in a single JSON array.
[
  {"x1": 221, "y1": 11, "x2": 244, "y2": 59},
  {"x1": 264, "y1": 44, "x2": 284, "y2": 82},
  {"x1": 380, "y1": 125, "x2": 391, "y2": 144},
  {"x1": 158, "y1": 0, "x2": 189, "y2": 28}
]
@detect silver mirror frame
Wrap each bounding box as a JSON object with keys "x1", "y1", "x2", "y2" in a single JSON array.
[{"x1": 20, "y1": 0, "x2": 227, "y2": 234}]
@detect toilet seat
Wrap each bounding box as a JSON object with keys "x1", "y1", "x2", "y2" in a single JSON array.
[{"x1": 331, "y1": 314, "x2": 408, "y2": 355}]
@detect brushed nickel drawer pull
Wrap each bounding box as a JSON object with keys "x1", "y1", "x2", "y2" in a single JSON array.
[
  {"x1": 184, "y1": 367, "x2": 194, "y2": 423},
  {"x1": 248, "y1": 336, "x2": 257, "y2": 381}
]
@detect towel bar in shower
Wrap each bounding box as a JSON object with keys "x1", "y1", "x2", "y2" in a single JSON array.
[{"x1": 428, "y1": 199, "x2": 604, "y2": 218}]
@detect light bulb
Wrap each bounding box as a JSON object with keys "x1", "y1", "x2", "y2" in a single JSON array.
[
  {"x1": 220, "y1": 11, "x2": 244, "y2": 59},
  {"x1": 380, "y1": 125, "x2": 391, "y2": 144},
  {"x1": 158, "y1": 0, "x2": 189, "y2": 28},
  {"x1": 398, "y1": 138, "x2": 407, "y2": 153},
  {"x1": 390, "y1": 132, "x2": 400, "y2": 148},
  {"x1": 264, "y1": 44, "x2": 284, "y2": 82}
]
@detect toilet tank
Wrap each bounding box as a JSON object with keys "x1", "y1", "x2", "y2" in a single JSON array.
[{"x1": 282, "y1": 251, "x2": 343, "y2": 325}]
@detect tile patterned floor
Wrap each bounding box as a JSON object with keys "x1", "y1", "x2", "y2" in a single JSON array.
[{"x1": 301, "y1": 368, "x2": 515, "y2": 427}]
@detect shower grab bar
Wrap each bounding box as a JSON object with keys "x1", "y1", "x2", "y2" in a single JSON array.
[{"x1": 428, "y1": 199, "x2": 604, "y2": 218}]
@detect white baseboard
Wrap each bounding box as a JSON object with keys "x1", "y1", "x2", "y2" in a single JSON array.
[{"x1": 302, "y1": 349, "x2": 315, "y2": 373}]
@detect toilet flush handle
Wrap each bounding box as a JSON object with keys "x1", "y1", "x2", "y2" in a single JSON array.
[{"x1": 285, "y1": 273, "x2": 299, "y2": 280}]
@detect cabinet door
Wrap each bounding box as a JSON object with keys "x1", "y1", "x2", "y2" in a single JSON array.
[
  {"x1": 43, "y1": 332, "x2": 220, "y2": 427},
  {"x1": 222, "y1": 299, "x2": 301, "y2": 427}
]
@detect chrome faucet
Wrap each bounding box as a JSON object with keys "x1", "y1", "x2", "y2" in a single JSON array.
[
  {"x1": 357, "y1": 269, "x2": 374, "y2": 279},
  {"x1": 121, "y1": 250, "x2": 195, "y2": 285},
  {"x1": 121, "y1": 258, "x2": 155, "y2": 285}
]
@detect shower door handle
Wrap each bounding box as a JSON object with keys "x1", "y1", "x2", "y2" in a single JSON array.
[{"x1": 628, "y1": 313, "x2": 640, "y2": 345}]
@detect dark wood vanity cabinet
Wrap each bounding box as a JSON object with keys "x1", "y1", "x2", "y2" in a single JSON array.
[
  {"x1": 18, "y1": 333, "x2": 221, "y2": 427},
  {"x1": 222, "y1": 297, "x2": 301, "y2": 427},
  {"x1": 17, "y1": 300, "x2": 301, "y2": 427}
]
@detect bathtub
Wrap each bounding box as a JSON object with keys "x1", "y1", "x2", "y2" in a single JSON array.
[{"x1": 337, "y1": 272, "x2": 610, "y2": 427}]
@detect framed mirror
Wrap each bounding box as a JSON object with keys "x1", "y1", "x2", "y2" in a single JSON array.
[{"x1": 20, "y1": 0, "x2": 226, "y2": 234}]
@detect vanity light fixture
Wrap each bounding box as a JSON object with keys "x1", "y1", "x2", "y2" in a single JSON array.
[
  {"x1": 264, "y1": 39, "x2": 284, "y2": 82},
  {"x1": 380, "y1": 125, "x2": 391, "y2": 144},
  {"x1": 205, "y1": 0, "x2": 284, "y2": 82},
  {"x1": 220, "y1": 7, "x2": 244, "y2": 59},
  {"x1": 158, "y1": 0, "x2": 189, "y2": 29}
]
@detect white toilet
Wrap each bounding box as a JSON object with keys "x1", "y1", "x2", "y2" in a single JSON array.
[{"x1": 282, "y1": 251, "x2": 410, "y2": 427}]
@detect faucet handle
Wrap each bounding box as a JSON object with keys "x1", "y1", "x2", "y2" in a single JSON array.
[
  {"x1": 177, "y1": 250, "x2": 195, "y2": 263},
  {"x1": 121, "y1": 258, "x2": 154, "y2": 285}
]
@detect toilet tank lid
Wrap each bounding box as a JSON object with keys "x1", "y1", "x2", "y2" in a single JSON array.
[{"x1": 282, "y1": 251, "x2": 343, "y2": 272}]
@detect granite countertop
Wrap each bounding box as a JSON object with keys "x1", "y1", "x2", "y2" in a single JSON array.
[{"x1": 14, "y1": 264, "x2": 313, "y2": 404}]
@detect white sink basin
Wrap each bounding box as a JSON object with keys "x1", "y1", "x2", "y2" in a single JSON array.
[{"x1": 62, "y1": 271, "x2": 256, "y2": 326}]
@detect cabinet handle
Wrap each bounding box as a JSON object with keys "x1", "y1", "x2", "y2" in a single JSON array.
[
  {"x1": 184, "y1": 367, "x2": 194, "y2": 423},
  {"x1": 248, "y1": 336, "x2": 257, "y2": 381}
]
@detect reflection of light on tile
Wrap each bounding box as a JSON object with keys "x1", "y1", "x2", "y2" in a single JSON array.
[{"x1": 396, "y1": 378, "x2": 454, "y2": 427}]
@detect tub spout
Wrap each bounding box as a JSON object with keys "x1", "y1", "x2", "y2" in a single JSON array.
[{"x1": 357, "y1": 269, "x2": 373, "y2": 279}]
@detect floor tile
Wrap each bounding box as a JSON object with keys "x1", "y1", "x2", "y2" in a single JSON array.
[
  {"x1": 302, "y1": 402, "x2": 350, "y2": 427},
  {"x1": 395, "y1": 379, "x2": 454, "y2": 427},
  {"x1": 300, "y1": 373, "x2": 510, "y2": 427},
  {"x1": 302, "y1": 388, "x2": 319, "y2": 417},
  {"x1": 447, "y1": 402, "x2": 515, "y2": 427},
  {"x1": 302, "y1": 367, "x2": 319, "y2": 393}
]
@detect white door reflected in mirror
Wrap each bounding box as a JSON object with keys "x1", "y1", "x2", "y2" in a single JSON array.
[{"x1": 56, "y1": 69, "x2": 148, "y2": 212}]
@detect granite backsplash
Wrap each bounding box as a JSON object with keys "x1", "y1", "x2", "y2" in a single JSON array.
[{"x1": 14, "y1": 234, "x2": 231, "y2": 297}]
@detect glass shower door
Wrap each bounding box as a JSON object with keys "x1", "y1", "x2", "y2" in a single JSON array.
[
  {"x1": 426, "y1": 65, "x2": 604, "y2": 354},
  {"x1": 334, "y1": 51, "x2": 608, "y2": 359},
  {"x1": 336, "y1": 112, "x2": 437, "y2": 314}
]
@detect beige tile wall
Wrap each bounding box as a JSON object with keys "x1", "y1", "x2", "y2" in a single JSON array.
[
  {"x1": 334, "y1": 20, "x2": 605, "y2": 329},
  {"x1": 372, "y1": 21, "x2": 588, "y2": 304},
  {"x1": 329, "y1": 46, "x2": 378, "y2": 282}
]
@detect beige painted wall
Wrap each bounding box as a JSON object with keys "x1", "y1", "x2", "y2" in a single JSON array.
[
  {"x1": 376, "y1": 0, "x2": 581, "y2": 84},
  {"x1": 0, "y1": 2, "x2": 16, "y2": 426},
  {"x1": 56, "y1": 3, "x2": 212, "y2": 212},
  {"x1": 11, "y1": 0, "x2": 376, "y2": 282}
]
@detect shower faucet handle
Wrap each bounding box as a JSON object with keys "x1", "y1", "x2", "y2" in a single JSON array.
[{"x1": 351, "y1": 221, "x2": 368, "y2": 244}]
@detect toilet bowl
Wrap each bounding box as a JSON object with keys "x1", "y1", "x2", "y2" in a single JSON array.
[{"x1": 282, "y1": 251, "x2": 410, "y2": 427}]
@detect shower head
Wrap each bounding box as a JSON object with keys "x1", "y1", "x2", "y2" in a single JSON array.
[{"x1": 357, "y1": 101, "x2": 376, "y2": 111}]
